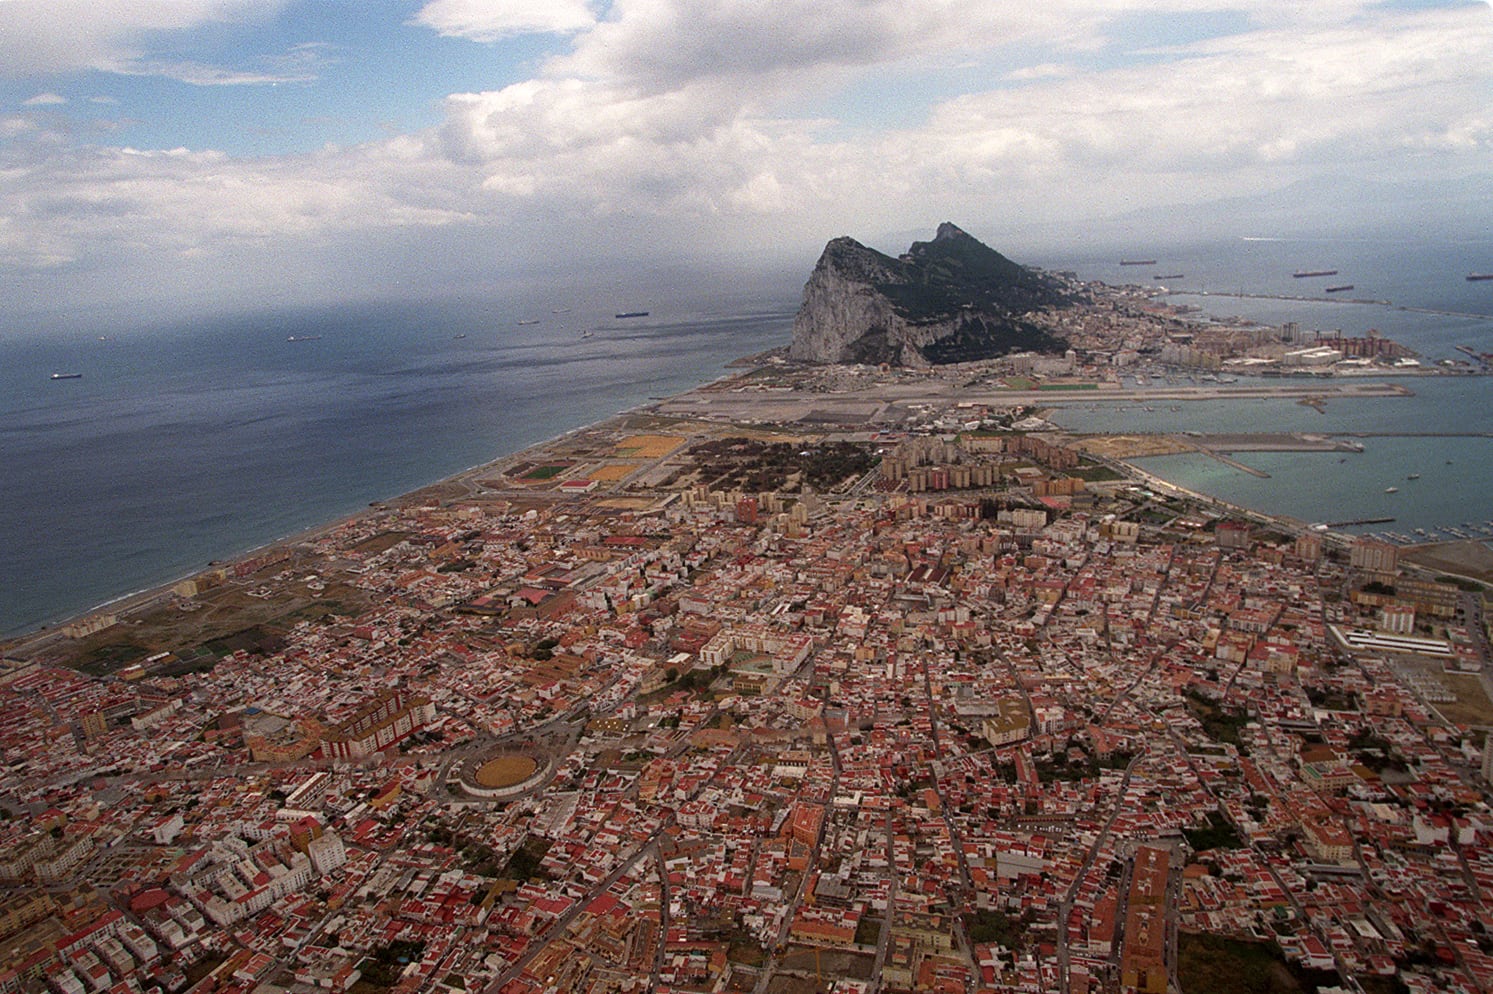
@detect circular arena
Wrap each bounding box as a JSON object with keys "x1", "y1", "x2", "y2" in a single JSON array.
[
  {"x1": 455, "y1": 750, "x2": 550, "y2": 799},
  {"x1": 474, "y1": 755, "x2": 538, "y2": 789}
]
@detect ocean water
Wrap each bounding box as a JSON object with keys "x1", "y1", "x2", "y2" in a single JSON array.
[
  {"x1": 1038, "y1": 236, "x2": 1493, "y2": 541},
  {"x1": 4, "y1": 237, "x2": 1491, "y2": 636},
  {"x1": 1, "y1": 283, "x2": 797, "y2": 636}
]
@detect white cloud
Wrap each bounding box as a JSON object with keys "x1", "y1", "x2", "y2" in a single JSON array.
[
  {"x1": 412, "y1": 0, "x2": 595, "y2": 41},
  {"x1": 0, "y1": 137, "x2": 476, "y2": 271},
  {"x1": 22, "y1": 92, "x2": 67, "y2": 106},
  {"x1": 425, "y1": 3, "x2": 1491, "y2": 232},
  {"x1": 2, "y1": 0, "x2": 1491, "y2": 308},
  {"x1": 0, "y1": 0, "x2": 288, "y2": 78}
]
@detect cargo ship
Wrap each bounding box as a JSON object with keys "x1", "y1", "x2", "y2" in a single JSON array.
[
  {"x1": 1293, "y1": 269, "x2": 1338, "y2": 278},
  {"x1": 1119, "y1": 259, "x2": 1157, "y2": 266},
  {"x1": 614, "y1": 311, "x2": 650, "y2": 319},
  {"x1": 50, "y1": 372, "x2": 83, "y2": 380},
  {"x1": 1325, "y1": 284, "x2": 1354, "y2": 293},
  {"x1": 1468, "y1": 273, "x2": 1493, "y2": 282}
]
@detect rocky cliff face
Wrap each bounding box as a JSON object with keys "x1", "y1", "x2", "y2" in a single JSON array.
[{"x1": 788, "y1": 223, "x2": 1070, "y2": 366}]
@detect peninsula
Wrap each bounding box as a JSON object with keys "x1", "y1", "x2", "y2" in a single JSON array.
[{"x1": 3, "y1": 265, "x2": 1492, "y2": 994}]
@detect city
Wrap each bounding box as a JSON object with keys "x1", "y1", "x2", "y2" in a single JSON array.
[{"x1": 3, "y1": 331, "x2": 1491, "y2": 994}]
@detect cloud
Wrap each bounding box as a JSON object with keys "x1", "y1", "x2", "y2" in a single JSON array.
[
  {"x1": 22, "y1": 92, "x2": 68, "y2": 106},
  {"x1": 0, "y1": 0, "x2": 288, "y2": 79},
  {"x1": 412, "y1": 0, "x2": 595, "y2": 41},
  {"x1": 0, "y1": 137, "x2": 476, "y2": 271},
  {"x1": 120, "y1": 44, "x2": 329, "y2": 87},
  {"x1": 2, "y1": 0, "x2": 1491, "y2": 310}
]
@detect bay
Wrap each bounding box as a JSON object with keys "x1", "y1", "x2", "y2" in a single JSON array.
[
  {"x1": 1038, "y1": 236, "x2": 1493, "y2": 542},
  {"x1": 1, "y1": 279, "x2": 797, "y2": 636}
]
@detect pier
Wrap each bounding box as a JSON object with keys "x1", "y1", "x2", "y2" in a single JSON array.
[{"x1": 1174, "y1": 289, "x2": 1493, "y2": 322}]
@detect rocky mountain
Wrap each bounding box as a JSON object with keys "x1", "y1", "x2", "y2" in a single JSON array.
[{"x1": 787, "y1": 222, "x2": 1071, "y2": 366}]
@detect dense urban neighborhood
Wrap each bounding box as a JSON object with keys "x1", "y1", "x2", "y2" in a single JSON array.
[{"x1": 4, "y1": 281, "x2": 1493, "y2": 994}]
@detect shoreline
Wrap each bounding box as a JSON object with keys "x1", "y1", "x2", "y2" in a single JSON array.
[
  {"x1": 2, "y1": 363, "x2": 1476, "y2": 658},
  {"x1": 1, "y1": 378, "x2": 735, "y2": 646},
  {"x1": 0, "y1": 397, "x2": 680, "y2": 648}
]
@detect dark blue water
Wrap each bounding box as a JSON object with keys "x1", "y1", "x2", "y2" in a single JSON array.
[
  {"x1": 5, "y1": 237, "x2": 1492, "y2": 636},
  {"x1": 2, "y1": 286, "x2": 797, "y2": 635}
]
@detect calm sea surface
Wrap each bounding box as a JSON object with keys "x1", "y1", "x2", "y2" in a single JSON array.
[
  {"x1": 2, "y1": 280, "x2": 796, "y2": 635},
  {"x1": 4, "y1": 237, "x2": 1492, "y2": 635},
  {"x1": 1038, "y1": 236, "x2": 1493, "y2": 542}
]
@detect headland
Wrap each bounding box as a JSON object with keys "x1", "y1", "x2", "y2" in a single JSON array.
[{"x1": 3, "y1": 271, "x2": 1492, "y2": 994}]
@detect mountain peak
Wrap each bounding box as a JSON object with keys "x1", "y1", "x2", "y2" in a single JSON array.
[{"x1": 788, "y1": 224, "x2": 1071, "y2": 367}]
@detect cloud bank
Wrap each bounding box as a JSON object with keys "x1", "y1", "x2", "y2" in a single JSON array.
[{"x1": 2, "y1": 0, "x2": 1490, "y2": 318}]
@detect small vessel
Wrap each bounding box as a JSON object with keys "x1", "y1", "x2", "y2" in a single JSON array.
[
  {"x1": 1325, "y1": 285, "x2": 1354, "y2": 293},
  {"x1": 1384, "y1": 487, "x2": 1399, "y2": 494},
  {"x1": 614, "y1": 311, "x2": 649, "y2": 319},
  {"x1": 286, "y1": 335, "x2": 322, "y2": 342},
  {"x1": 1467, "y1": 274, "x2": 1493, "y2": 282},
  {"x1": 1293, "y1": 269, "x2": 1338, "y2": 278},
  {"x1": 1119, "y1": 259, "x2": 1157, "y2": 266},
  {"x1": 50, "y1": 372, "x2": 83, "y2": 380}
]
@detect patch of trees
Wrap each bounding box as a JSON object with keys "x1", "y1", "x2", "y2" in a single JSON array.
[{"x1": 686, "y1": 438, "x2": 875, "y2": 492}]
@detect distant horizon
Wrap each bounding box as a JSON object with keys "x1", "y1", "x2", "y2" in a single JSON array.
[
  {"x1": 3, "y1": 1, "x2": 1490, "y2": 327},
  {"x1": 6, "y1": 219, "x2": 1493, "y2": 339}
]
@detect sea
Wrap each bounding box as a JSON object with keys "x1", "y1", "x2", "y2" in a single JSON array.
[{"x1": 3, "y1": 237, "x2": 1492, "y2": 637}]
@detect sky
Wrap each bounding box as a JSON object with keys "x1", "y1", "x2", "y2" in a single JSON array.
[{"x1": 2, "y1": 0, "x2": 1491, "y2": 327}]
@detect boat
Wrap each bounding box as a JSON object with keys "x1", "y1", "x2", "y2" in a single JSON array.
[
  {"x1": 286, "y1": 335, "x2": 322, "y2": 342},
  {"x1": 1153, "y1": 274, "x2": 1184, "y2": 280},
  {"x1": 614, "y1": 311, "x2": 649, "y2": 319},
  {"x1": 1119, "y1": 259, "x2": 1157, "y2": 266},
  {"x1": 1324, "y1": 284, "x2": 1354, "y2": 293},
  {"x1": 1467, "y1": 274, "x2": 1493, "y2": 282},
  {"x1": 50, "y1": 372, "x2": 83, "y2": 380},
  {"x1": 1384, "y1": 487, "x2": 1399, "y2": 493},
  {"x1": 1293, "y1": 269, "x2": 1338, "y2": 278}
]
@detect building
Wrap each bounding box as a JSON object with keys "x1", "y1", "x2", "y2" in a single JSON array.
[
  {"x1": 1215, "y1": 520, "x2": 1252, "y2": 550},
  {"x1": 320, "y1": 691, "x2": 437, "y2": 760},
  {"x1": 1350, "y1": 538, "x2": 1398, "y2": 576},
  {"x1": 1379, "y1": 603, "x2": 1415, "y2": 635},
  {"x1": 981, "y1": 699, "x2": 1033, "y2": 746}
]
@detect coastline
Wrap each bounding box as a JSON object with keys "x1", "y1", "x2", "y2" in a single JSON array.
[
  {"x1": 7, "y1": 359, "x2": 1485, "y2": 667},
  {"x1": 8, "y1": 258, "x2": 1490, "y2": 653},
  {"x1": 1, "y1": 391, "x2": 691, "y2": 651}
]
